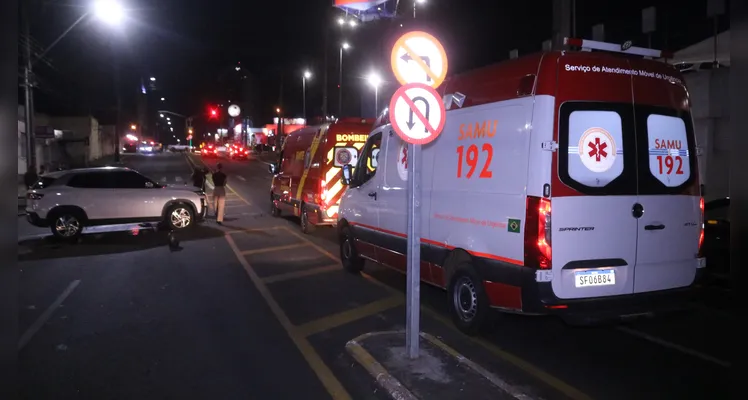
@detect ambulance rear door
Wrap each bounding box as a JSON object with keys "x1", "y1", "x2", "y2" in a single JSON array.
[
  {"x1": 630, "y1": 66, "x2": 701, "y2": 293},
  {"x1": 551, "y1": 54, "x2": 639, "y2": 299}
]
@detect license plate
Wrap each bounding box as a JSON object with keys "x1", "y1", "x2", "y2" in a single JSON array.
[{"x1": 574, "y1": 269, "x2": 615, "y2": 288}]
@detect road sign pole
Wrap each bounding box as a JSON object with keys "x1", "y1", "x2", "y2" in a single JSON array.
[{"x1": 405, "y1": 143, "x2": 421, "y2": 359}]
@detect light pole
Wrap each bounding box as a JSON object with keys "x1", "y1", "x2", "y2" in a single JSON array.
[
  {"x1": 323, "y1": 16, "x2": 356, "y2": 117},
  {"x1": 302, "y1": 70, "x2": 312, "y2": 122},
  {"x1": 339, "y1": 42, "x2": 350, "y2": 117},
  {"x1": 367, "y1": 72, "x2": 382, "y2": 117},
  {"x1": 22, "y1": 0, "x2": 125, "y2": 170},
  {"x1": 414, "y1": 0, "x2": 426, "y2": 18}
]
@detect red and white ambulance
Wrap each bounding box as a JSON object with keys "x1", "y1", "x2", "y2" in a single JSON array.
[{"x1": 337, "y1": 39, "x2": 705, "y2": 333}]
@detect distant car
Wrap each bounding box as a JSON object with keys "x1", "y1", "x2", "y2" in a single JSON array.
[
  {"x1": 25, "y1": 167, "x2": 207, "y2": 240},
  {"x1": 230, "y1": 145, "x2": 249, "y2": 160},
  {"x1": 201, "y1": 144, "x2": 218, "y2": 157},
  {"x1": 703, "y1": 197, "x2": 730, "y2": 273}
]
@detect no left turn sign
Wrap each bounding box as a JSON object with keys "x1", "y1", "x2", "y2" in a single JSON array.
[
  {"x1": 389, "y1": 83, "x2": 446, "y2": 145},
  {"x1": 391, "y1": 31, "x2": 448, "y2": 89}
]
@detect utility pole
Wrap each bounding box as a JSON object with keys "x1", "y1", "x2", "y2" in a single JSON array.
[
  {"x1": 22, "y1": 0, "x2": 35, "y2": 172},
  {"x1": 322, "y1": 26, "x2": 329, "y2": 117},
  {"x1": 113, "y1": 45, "x2": 121, "y2": 162},
  {"x1": 551, "y1": 0, "x2": 572, "y2": 50}
]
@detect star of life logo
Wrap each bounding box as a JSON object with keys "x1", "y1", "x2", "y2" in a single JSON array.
[{"x1": 578, "y1": 127, "x2": 617, "y2": 173}]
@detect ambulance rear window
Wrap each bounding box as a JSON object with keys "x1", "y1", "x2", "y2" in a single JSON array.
[
  {"x1": 558, "y1": 102, "x2": 696, "y2": 196},
  {"x1": 558, "y1": 102, "x2": 637, "y2": 195}
]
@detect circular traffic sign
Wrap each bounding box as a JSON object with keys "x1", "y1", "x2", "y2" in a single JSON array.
[
  {"x1": 228, "y1": 104, "x2": 241, "y2": 117},
  {"x1": 391, "y1": 31, "x2": 448, "y2": 89},
  {"x1": 389, "y1": 82, "x2": 446, "y2": 145}
]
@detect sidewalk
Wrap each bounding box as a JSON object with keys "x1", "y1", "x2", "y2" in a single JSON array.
[{"x1": 347, "y1": 331, "x2": 534, "y2": 400}]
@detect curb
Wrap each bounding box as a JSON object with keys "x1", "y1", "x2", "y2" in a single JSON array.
[
  {"x1": 345, "y1": 331, "x2": 418, "y2": 400},
  {"x1": 345, "y1": 331, "x2": 536, "y2": 400}
]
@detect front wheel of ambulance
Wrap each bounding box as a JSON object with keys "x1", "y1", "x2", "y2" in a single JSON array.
[
  {"x1": 300, "y1": 205, "x2": 316, "y2": 234},
  {"x1": 448, "y1": 265, "x2": 491, "y2": 335},
  {"x1": 340, "y1": 226, "x2": 364, "y2": 273}
]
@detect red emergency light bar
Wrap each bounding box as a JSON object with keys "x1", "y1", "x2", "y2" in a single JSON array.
[{"x1": 564, "y1": 37, "x2": 673, "y2": 59}]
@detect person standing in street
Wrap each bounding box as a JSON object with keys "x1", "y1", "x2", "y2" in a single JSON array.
[
  {"x1": 191, "y1": 166, "x2": 206, "y2": 191},
  {"x1": 212, "y1": 163, "x2": 228, "y2": 225}
]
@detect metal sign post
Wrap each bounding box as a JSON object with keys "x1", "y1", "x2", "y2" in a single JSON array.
[
  {"x1": 389, "y1": 29, "x2": 448, "y2": 359},
  {"x1": 405, "y1": 143, "x2": 421, "y2": 358}
]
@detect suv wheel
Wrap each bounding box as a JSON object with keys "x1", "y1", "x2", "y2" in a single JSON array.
[
  {"x1": 340, "y1": 226, "x2": 365, "y2": 273},
  {"x1": 50, "y1": 211, "x2": 84, "y2": 240},
  {"x1": 448, "y1": 264, "x2": 491, "y2": 335},
  {"x1": 300, "y1": 205, "x2": 316, "y2": 234},
  {"x1": 166, "y1": 204, "x2": 194, "y2": 230}
]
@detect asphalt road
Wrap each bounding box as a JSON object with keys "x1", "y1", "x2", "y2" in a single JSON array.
[
  {"x1": 17, "y1": 151, "x2": 733, "y2": 400},
  {"x1": 195, "y1": 150, "x2": 733, "y2": 400}
]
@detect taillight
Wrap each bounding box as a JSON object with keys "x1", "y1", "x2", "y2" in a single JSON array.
[
  {"x1": 320, "y1": 180, "x2": 327, "y2": 202},
  {"x1": 524, "y1": 196, "x2": 552, "y2": 269},
  {"x1": 698, "y1": 197, "x2": 705, "y2": 257},
  {"x1": 27, "y1": 193, "x2": 44, "y2": 200}
]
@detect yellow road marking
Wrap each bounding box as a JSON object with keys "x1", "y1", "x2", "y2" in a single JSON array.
[
  {"x1": 281, "y1": 227, "x2": 340, "y2": 262},
  {"x1": 262, "y1": 264, "x2": 341, "y2": 284},
  {"x1": 240, "y1": 242, "x2": 309, "y2": 256},
  {"x1": 226, "y1": 226, "x2": 283, "y2": 235},
  {"x1": 224, "y1": 234, "x2": 351, "y2": 400},
  {"x1": 297, "y1": 296, "x2": 404, "y2": 337},
  {"x1": 227, "y1": 186, "x2": 252, "y2": 206}
]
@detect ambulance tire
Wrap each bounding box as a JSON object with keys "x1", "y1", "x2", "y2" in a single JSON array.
[
  {"x1": 300, "y1": 205, "x2": 316, "y2": 234},
  {"x1": 270, "y1": 196, "x2": 281, "y2": 217},
  {"x1": 340, "y1": 226, "x2": 364, "y2": 273},
  {"x1": 448, "y1": 264, "x2": 492, "y2": 335}
]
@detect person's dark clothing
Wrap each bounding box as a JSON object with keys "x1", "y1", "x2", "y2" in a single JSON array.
[
  {"x1": 24, "y1": 170, "x2": 38, "y2": 189},
  {"x1": 191, "y1": 169, "x2": 206, "y2": 189},
  {"x1": 212, "y1": 171, "x2": 227, "y2": 187}
]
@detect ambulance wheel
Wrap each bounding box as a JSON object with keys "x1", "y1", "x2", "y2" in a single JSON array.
[
  {"x1": 270, "y1": 197, "x2": 281, "y2": 217},
  {"x1": 300, "y1": 205, "x2": 316, "y2": 234},
  {"x1": 448, "y1": 264, "x2": 491, "y2": 335},
  {"x1": 340, "y1": 226, "x2": 364, "y2": 273}
]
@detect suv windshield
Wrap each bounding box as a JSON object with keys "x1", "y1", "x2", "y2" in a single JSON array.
[{"x1": 559, "y1": 102, "x2": 697, "y2": 195}]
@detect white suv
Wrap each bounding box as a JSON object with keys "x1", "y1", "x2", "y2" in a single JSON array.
[{"x1": 25, "y1": 167, "x2": 207, "y2": 239}]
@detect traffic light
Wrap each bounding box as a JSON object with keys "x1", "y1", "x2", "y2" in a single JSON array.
[{"x1": 208, "y1": 107, "x2": 219, "y2": 119}]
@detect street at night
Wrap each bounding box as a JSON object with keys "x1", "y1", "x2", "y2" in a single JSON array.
[
  {"x1": 11, "y1": 0, "x2": 743, "y2": 399},
  {"x1": 17, "y1": 152, "x2": 733, "y2": 399}
]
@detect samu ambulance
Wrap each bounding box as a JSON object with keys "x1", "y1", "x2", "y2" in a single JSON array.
[
  {"x1": 269, "y1": 118, "x2": 375, "y2": 233},
  {"x1": 337, "y1": 38, "x2": 704, "y2": 334}
]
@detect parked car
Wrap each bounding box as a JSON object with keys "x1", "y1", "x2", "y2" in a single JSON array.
[
  {"x1": 703, "y1": 197, "x2": 730, "y2": 274},
  {"x1": 25, "y1": 167, "x2": 207, "y2": 239}
]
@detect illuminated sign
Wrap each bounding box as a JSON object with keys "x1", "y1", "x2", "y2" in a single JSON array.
[{"x1": 336, "y1": 134, "x2": 368, "y2": 142}]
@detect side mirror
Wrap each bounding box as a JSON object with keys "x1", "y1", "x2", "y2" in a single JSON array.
[
  {"x1": 145, "y1": 181, "x2": 154, "y2": 188},
  {"x1": 268, "y1": 164, "x2": 277, "y2": 174},
  {"x1": 341, "y1": 164, "x2": 352, "y2": 186}
]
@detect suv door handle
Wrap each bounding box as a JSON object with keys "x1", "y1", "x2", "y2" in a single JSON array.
[
  {"x1": 644, "y1": 224, "x2": 665, "y2": 231},
  {"x1": 368, "y1": 191, "x2": 377, "y2": 200}
]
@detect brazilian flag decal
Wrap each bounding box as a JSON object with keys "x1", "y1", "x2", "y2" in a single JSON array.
[{"x1": 508, "y1": 218, "x2": 521, "y2": 233}]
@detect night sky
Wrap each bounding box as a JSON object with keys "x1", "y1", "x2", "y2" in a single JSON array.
[{"x1": 25, "y1": 0, "x2": 729, "y2": 140}]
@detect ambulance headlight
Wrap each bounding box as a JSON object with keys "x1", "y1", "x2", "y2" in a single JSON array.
[{"x1": 326, "y1": 205, "x2": 339, "y2": 218}]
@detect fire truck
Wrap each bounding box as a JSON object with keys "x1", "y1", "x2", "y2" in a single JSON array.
[{"x1": 269, "y1": 118, "x2": 375, "y2": 233}]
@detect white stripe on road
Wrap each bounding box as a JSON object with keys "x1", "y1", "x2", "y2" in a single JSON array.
[
  {"x1": 616, "y1": 326, "x2": 731, "y2": 368},
  {"x1": 18, "y1": 280, "x2": 81, "y2": 350},
  {"x1": 237, "y1": 176, "x2": 246, "y2": 181}
]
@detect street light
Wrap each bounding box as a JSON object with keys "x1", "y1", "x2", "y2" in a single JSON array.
[
  {"x1": 159, "y1": 113, "x2": 164, "y2": 118},
  {"x1": 167, "y1": 121, "x2": 171, "y2": 125},
  {"x1": 367, "y1": 72, "x2": 382, "y2": 116},
  {"x1": 337, "y1": 17, "x2": 345, "y2": 25},
  {"x1": 302, "y1": 70, "x2": 312, "y2": 121},
  {"x1": 21, "y1": 0, "x2": 126, "y2": 170},
  {"x1": 166, "y1": 117, "x2": 170, "y2": 121},
  {"x1": 339, "y1": 42, "x2": 350, "y2": 117},
  {"x1": 160, "y1": 97, "x2": 165, "y2": 101},
  {"x1": 349, "y1": 20, "x2": 357, "y2": 27},
  {"x1": 149, "y1": 76, "x2": 156, "y2": 81},
  {"x1": 276, "y1": 107, "x2": 281, "y2": 114},
  {"x1": 93, "y1": 0, "x2": 125, "y2": 25},
  {"x1": 130, "y1": 124, "x2": 136, "y2": 130}
]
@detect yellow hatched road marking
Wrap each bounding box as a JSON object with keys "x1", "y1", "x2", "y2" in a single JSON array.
[
  {"x1": 240, "y1": 243, "x2": 309, "y2": 256},
  {"x1": 297, "y1": 296, "x2": 404, "y2": 337},
  {"x1": 224, "y1": 234, "x2": 351, "y2": 400},
  {"x1": 262, "y1": 264, "x2": 341, "y2": 284}
]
